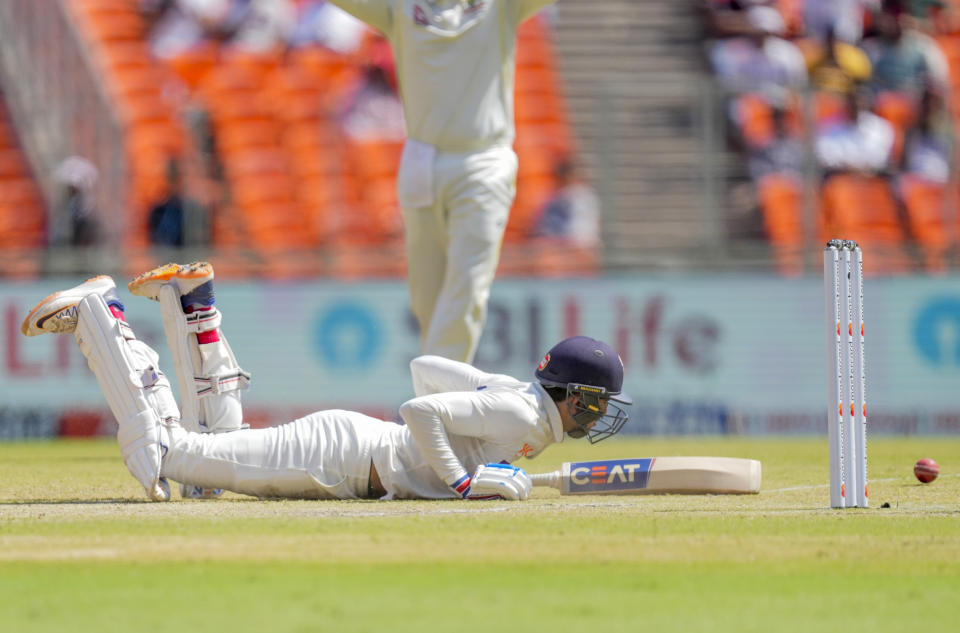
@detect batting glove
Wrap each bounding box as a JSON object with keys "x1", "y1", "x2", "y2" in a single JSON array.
[{"x1": 466, "y1": 463, "x2": 532, "y2": 501}]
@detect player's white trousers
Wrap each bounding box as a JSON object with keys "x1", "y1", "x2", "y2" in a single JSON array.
[
  {"x1": 75, "y1": 298, "x2": 377, "y2": 500},
  {"x1": 400, "y1": 144, "x2": 517, "y2": 363},
  {"x1": 74, "y1": 295, "x2": 177, "y2": 500},
  {"x1": 160, "y1": 412, "x2": 380, "y2": 499}
]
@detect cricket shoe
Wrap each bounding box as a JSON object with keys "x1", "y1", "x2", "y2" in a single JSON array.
[
  {"x1": 21, "y1": 276, "x2": 122, "y2": 336},
  {"x1": 128, "y1": 262, "x2": 214, "y2": 306}
]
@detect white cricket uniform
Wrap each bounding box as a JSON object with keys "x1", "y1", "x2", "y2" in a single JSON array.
[
  {"x1": 327, "y1": 0, "x2": 557, "y2": 363},
  {"x1": 75, "y1": 298, "x2": 566, "y2": 500},
  {"x1": 160, "y1": 355, "x2": 565, "y2": 500}
]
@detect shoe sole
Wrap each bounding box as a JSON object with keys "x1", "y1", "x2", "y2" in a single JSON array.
[
  {"x1": 128, "y1": 262, "x2": 212, "y2": 298},
  {"x1": 21, "y1": 275, "x2": 114, "y2": 336}
]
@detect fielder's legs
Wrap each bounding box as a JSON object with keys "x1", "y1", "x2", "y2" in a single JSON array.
[
  {"x1": 414, "y1": 146, "x2": 516, "y2": 363},
  {"x1": 21, "y1": 277, "x2": 178, "y2": 501},
  {"x1": 403, "y1": 201, "x2": 449, "y2": 355}
]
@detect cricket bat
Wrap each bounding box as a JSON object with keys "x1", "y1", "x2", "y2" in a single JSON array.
[{"x1": 530, "y1": 456, "x2": 761, "y2": 495}]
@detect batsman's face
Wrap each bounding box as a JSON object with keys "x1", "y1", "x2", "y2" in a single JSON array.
[
  {"x1": 561, "y1": 396, "x2": 605, "y2": 438},
  {"x1": 561, "y1": 386, "x2": 629, "y2": 443}
]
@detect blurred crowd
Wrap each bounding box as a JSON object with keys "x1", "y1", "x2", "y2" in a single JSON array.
[
  {"x1": 35, "y1": 0, "x2": 597, "y2": 261},
  {"x1": 700, "y1": 0, "x2": 958, "y2": 271}
]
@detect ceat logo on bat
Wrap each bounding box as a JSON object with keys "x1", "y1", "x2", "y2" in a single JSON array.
[
  {"x1": 568, "y1": 458, "x2": 655, "y2": 492},
  {"x1": 537, "y1": 353, "x2": 550, "y2": 371}
]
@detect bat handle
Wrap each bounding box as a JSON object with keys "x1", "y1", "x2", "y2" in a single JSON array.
[{"x1": 530, "y1": 471, "x2": 561, "y2": 489}]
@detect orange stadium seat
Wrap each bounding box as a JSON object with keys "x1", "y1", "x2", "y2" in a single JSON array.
[
  {"x1": 106, "y1": 66, "x2": 168, "y2": 100},
  {"x1": 513, "y1": 11, "x2": 576, "y2": 242},
  {"x1": 166, "y1": 44, "x2": 220, "y2": 90},
  {"x1": 241, "y1": 201, "x2": 315, "y2": 249},
  {"x1": 874, "y1": 91, "x2": 916, "y2": 162},
  {"x1": 282, "y1": 122, "x2": 326, "y2": 156},
  {"x1": 516, "y1": 17, "x2": 557, "y2": 72},
  {"x1": 216, "y1": 121, "x2": 278, "y2": 154},
  {"x1": 289, "y1": 45, "x2": 358, "y2": 107},
  {"x1": 898, "y1": 175, "x2": 952, "y2": 271},
  {"x1": 757, "y1": 172, "x2": 805, "y2": 275},
  {"x1": 0, "y1": 148, "x2": 28, "y2": 177},
  {"x1": 819, "y1": 174, "x2": 910, "y2": 273},
  {"x1": 220, "y1": 49, "x2": 283, "y2": 83},
  {"x1": 0, "y1": 93, "x2": 46, "y2": 255},
  {"x1": 231, "y1": 172, "x2": 292, "y2": 208},
  {"x1": 733, "y1": 94, "x2": 776, "y2": 149},
  {"x1": 198, "y1": 65, "x2": 262, "y2": 100},
  {"x1": 125, "y1": 120, "x2": 187, "y2": 156},
  {"x1": 75, "y1": 10, "x2": 145, "y2": 43},
  {"x1": 115, "y1": 93, "x2": 178, "y2": 127},
  {"x1": 338, "y1": 139, "x2": 403, "y2": 243},
  {"x1": 814, "y1": 91, "x2": 848, "y2": 126}
]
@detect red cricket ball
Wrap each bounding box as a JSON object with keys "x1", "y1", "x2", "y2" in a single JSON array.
[{"x1": 914, "y1": 458, "x2": 939, "y2": 484}]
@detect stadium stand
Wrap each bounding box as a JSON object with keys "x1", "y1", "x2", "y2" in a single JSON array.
[
  {"x1": 0, "y1": 89, "x2": 45, "y2": 278},
  {"x1": 756, "y1": 171, "x2": 805, "y2": 276},
  {"x1": 116, "y1": 7, "x2": 574, "y2": 275},
  {"x1": 29, "y1": 1, "x2": 960, "y2": 276},
  {"x1": 66, "y1": 0, "x2": 204, "y2": 258}
]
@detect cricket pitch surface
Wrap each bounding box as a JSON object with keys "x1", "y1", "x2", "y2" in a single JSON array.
[{"x1": 1, "y1": 436, "x2": 957, "y2": 632}]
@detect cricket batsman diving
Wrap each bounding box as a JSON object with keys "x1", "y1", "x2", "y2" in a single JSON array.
[
  {"x1": 21, "y1": 263, "x2": 632, "y2": 502},
  {"x1": 327, "y1": 0, "x2": 559, "y2": 363}
]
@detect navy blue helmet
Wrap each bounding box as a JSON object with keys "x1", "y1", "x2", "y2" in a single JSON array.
[{"x1": 535, "y1": 336, "x2": 631, "y2": 443}]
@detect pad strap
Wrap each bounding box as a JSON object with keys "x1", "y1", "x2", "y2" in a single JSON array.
[
  {"x1": 195, "y1": 369, "x2": 252, "y2": 397},
  {"x1": 185, "y1": 308, "x2": 222, "y2": 334}
]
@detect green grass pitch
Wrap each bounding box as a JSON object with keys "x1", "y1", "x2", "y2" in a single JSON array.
[{"x1": 1, "y1": 436, "x2": 958, "y2": 632}]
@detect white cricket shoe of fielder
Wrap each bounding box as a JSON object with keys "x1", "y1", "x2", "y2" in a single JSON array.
[
  {"x1": 21, "y1": 275, "x2": 119, "y2": 336},
  {"x1": 128, "y1": 261, "x2": 213, "y2": 301}
]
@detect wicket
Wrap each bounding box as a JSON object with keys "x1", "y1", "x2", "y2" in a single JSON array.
[{"x1": 824, "y1": 240, "x2": 868, "y2": 508}]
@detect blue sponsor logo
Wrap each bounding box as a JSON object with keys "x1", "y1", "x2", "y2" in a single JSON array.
[
  {"x1": 913, "y1": 297, "x2": 960, "y2": 367},
  {"x1": 568, "y1": 458, "x2": 654, "y2": 492},
  {"x1": 314, "y1": 303, "x2": 382, "y2": 370}
]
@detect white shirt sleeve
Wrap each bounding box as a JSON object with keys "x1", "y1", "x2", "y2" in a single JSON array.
[
  {"x1": 399, "y1": 387, "x2": 537, "y2": 487},
  {"x1": 409, "y1": 355, "x2": 517, "y2": 397},
  {"x1": 325, "y1": 0, "x2": 394, "y2": 34}
]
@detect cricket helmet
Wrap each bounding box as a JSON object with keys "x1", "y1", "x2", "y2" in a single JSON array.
[{"x1": 535, "y1": 336, "x2": 632, "y2": 443}]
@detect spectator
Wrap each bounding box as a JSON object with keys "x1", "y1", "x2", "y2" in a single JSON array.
[
  {"x1": 139, "y1": 0, "x2": 233, "y2": 59},
  {"x1": 746, "y1": 101, "x2": 804, "y2": 182},
  {"x1": 531, "y1": 158, "x2": 600, "y2": 247},
  {"x1": 815, "y1": 88, "x2": 896, "y2": 174},
  {"x1": 339, "y1": 36, "x2": 405, "y2": 142},
  {"x1": 801, "y1": 25, "x2": 872, "y2": 98},
  {"x1": 222, "y1": 0, "x2": 297, "y2": 55},
  {"x1": 898, "y1": 87, "x2": 952, "y2": 183},
  {"x1": 862, "y1": 1, "x2": 950, "y2": 99},
  {"x1": 290, "y1": 0, "x2": 370, "y2": 53},
  {"x1": 804, "y1": 0, "x2": 876, "y2": 44},
  {"x1": 708, "y1": 5, "x2": 808, "y2": 98},
  {"x1": 698, "y1": 0, "x2": 758, "y2": 41},
  {"x1": 54, "y1": 156, "x2": 101, "y2": 247},
  {"x1": 148, "y1": 158, "x2": 210, "y2": 247}
]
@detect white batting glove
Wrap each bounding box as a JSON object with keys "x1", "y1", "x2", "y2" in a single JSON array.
[{"x1": 467, "y1": 463, "x2": 532, "y2": 501}]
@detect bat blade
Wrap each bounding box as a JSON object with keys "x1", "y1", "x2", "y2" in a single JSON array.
[{"x1": 531, "y1": 457, "x2": 761, "y2": 495}]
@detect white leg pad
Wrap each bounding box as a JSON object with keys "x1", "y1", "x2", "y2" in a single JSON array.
[
  {"x1": 74, "y1": 294, "x2": 176, "y2": 501},
  {"x1": 158, "y1": 285, "x2": 249, "y2": 434}
]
